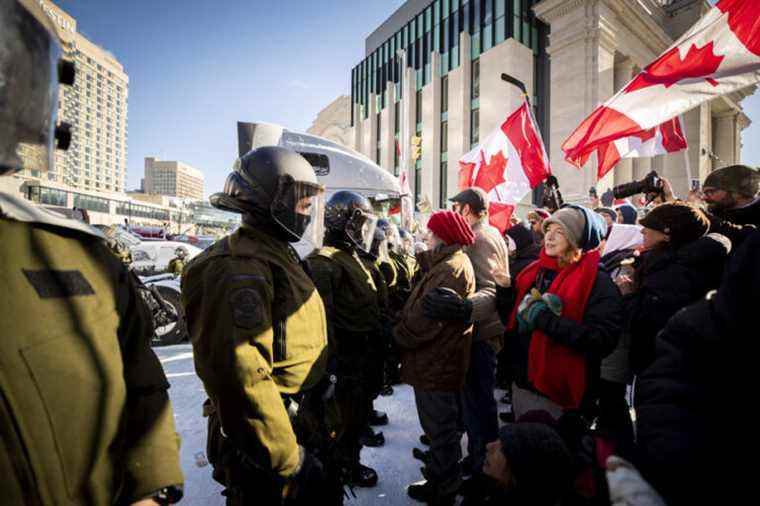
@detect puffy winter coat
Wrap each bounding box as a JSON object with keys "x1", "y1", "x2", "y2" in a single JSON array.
[
  {"x1": 634, "y1": 230, "x2": 760, "y2": 506},
  {"x1": 626, "y1": 233, "x2": 730, "y2": 375},
  {"x1": 394, "y1": 244, "x2": 476, "y2": 391}
]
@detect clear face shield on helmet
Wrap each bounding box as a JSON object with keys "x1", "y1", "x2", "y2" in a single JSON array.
[
  {"x1": 385, "y1": 224, "x2": 402, "y2": 253},
  {"x1": 370, "y1": 227, "x2": 390, "y2": 263},
  {"x1": 0, "y1": 0, "x2": 66, "y2": 176},
  {"x1": 345, "y1": 208, "x2": 378, "y2": 255},
  {"x1": 271, "y1": 175, "x2": 326, "y2": 244}
]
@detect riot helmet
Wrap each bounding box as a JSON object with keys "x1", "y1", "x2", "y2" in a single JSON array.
[
  {"x1": 175, "y1": 246, "x2": 188, "y2": 259},
  {"x1": 1, "y1": 0, "x2": 75, "y2": 176},
  {"x1": 210, "y1": 146, "x2": 325, "y2": 243},
  {"x1": 398, "y1": 228, "x2": 414, "y2": 256},
  {"x1": 377, "y1": 218, "x2": 401, "y2": 253},
  {"x1": 324, "y1": 191, "x2": 378, "y2": 254}
]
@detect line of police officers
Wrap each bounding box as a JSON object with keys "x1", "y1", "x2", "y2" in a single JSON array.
[
  {"x1": 1, "y1": 1, "x2": 418, "y2": 503},
  {"x1": 181, "y1": 147, "x2": 418, "y2": 504}
]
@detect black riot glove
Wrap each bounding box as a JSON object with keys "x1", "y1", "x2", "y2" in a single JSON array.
[
  {"x1": 422, "y1": 287, "x2": 473, "y2": 321},
  {"x1": 285, "y1": 448, "x2": 331, "y2": 504}
]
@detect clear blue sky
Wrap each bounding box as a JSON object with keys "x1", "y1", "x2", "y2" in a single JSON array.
[{"x1": 56, "y1": 0, "x2": 759, "y2": 197}]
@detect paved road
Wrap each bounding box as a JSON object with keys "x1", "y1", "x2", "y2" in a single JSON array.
[{"x1": 155, "y1": 344, "x2": 442, "y2": 505}]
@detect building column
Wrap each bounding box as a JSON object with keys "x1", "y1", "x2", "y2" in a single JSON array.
[
  {"x1": 534, "y1": 0, "x2": 618, "y2": 203},
  {"x1": 713, "y1": 110, "x2": 740, "y2": 168},
  {"x1": 611, "y1": 56, "x2": 634, "y2": 189}
]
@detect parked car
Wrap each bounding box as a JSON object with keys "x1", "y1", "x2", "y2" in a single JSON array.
[{"x1": 131, "y1": 240, "x2": 202, "y2": 275}]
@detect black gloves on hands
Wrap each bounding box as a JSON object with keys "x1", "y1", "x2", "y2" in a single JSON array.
[
  {"x1": 286, "y1": 448, "x2": 328, "y2": 502},
  {"x1": 422, "y1": 287, "x2": 473, "y2": 321}
]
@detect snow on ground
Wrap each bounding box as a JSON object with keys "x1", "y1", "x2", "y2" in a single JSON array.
[{"x1": 155, "y1": 344, "x2": 508, "y2": 505}]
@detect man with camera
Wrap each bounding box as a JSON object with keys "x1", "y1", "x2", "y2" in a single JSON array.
[
  {"x1": 612, "y1": 165, "x2": 759, "y2": 246},
  {"x1": 652, "y1": 165, "x2": 759, "y2": 246}
]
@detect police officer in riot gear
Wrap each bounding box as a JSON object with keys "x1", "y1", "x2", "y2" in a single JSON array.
[
  {"x1": 0, "y1": 1, "x2": 184, "y2": 503},
  {"x1": 307, "y1": 190, "x2": 382, "y2": 488},
  {"x1": 182, "y1": 146, "x2": 335, "y2": 504},
  {"x1": 167, "y1": 246, "x2": 188, "y2": 276}
]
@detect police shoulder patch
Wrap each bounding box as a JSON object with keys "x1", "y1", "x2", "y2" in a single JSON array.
[
  {"x1": 23, "y1": 269, "x2": 95, "y2": 298},
  {"x1": 229, "y1": 287, "x2": 264, "y2": 329}
]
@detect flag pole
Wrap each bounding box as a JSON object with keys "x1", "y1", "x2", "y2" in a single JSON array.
[{"x1": 501, "y1": 73, "x2": 530, "y2": 107}]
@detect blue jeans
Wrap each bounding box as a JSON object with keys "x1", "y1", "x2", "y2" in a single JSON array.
[{"x1": 461, "y1": 340, "x2": 499, "y2": 475}]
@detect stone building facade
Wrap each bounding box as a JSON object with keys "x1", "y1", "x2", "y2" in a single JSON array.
[{"x1": 334, "y1": 0, "x2": 753, "y2": 209}]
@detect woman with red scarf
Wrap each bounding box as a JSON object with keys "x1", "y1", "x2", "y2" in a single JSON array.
[{"x1": 496, "y1": 205, "x2": 623, "y2": 420}]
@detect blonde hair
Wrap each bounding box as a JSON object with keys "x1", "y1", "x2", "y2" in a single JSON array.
[{"x1": 557, "y1": 244, "x2": 582, "y2": 268}]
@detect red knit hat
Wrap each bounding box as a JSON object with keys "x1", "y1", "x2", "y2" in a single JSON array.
[{"x1": 427, "y1": 210, "x2": 475, "y2": 246}]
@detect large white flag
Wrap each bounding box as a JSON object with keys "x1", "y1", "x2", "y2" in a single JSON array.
[{"x1": 563, "y1": 0, "x2": 760, "y2": 172}]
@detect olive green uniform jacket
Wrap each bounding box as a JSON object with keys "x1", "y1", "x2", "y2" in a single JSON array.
[
  {"x1": 307, "y1": 246, "x2": 380, "y2": 349},
  {"x1": 167, "y1": 257, "x2": 185, "y2": 276},
  {"x1": 181, "y1": 225, "x2": 327, "y2": 480},
  {"x1": 0, "y1": 192, "x2": 183, "y2": 504}
]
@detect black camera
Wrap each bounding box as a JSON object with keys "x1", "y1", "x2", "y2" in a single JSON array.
[{"x1": 612, "y1": 171, "x2": 663, "y2": 200}]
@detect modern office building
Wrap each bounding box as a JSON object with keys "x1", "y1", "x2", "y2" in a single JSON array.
[
  {"x1": 346, "y1": 0, "x2": 754, "y2": 209},
  {"x1": 21, "y1": 1, "x2": 130, "y2": 194},
  {"x1": 144, "y1": 157, "x2": 205, "y2": 200}
]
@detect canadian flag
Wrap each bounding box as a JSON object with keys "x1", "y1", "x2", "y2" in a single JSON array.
[
  {"x1": 458, "y1": 101, "x2": 551, "y2": 233},
  {"x1": 596, "y1": 116, "x2": 689, "y2": 178},
  {"x1": 563, "y1": 0, "x2": 760, "y2": 172}
]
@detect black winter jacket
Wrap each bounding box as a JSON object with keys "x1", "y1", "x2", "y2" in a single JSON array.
[
  {"x1": 634, "y1": 230, "x2": 760, "y2": 506},
  {"x1": 496, "y1": 265, "x2": 623, "y2": 413},
  {"x1": 626, "y1": 234, "x2": 730, "y2": 375},
  {"x1": 509, "y1": 243, "x2": 541, "y2": 278},
  {"x1": 706, "y1": 197, "x2": 759, "y2": 247}
]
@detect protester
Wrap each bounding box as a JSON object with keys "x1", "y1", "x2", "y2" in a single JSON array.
[
  {"x1": 595, "y1": 207, "x2": 618, "y2": 232},
  {"x1": 526, "y1": 208, "x2": 551, "y2": 244},
  {"x1": 615, "y1": 203, "x2": 638, "y2": 225},
  {"x1": 421, "y1": 188, "x2": 510, "y2": 491},
  {"x1": 634, "y1": 228, "x2": 759, "y2": 506},
  {"x1": 659, "y1": 165, "x2": 758, "y2": 246},
  {"x1": 497, "y1": 205, "x2": 623, "y2": 420},
  {"x1": 615, "y1": 201, "x2": 729, "y2": 376},
  {"x1": 394, "y1": 210, "x2": 476, "y2": 505},
  {"x1": 478, "y1": 422, "x2": 575, "y2": 505},
  {"x1": 505, "y1": 221, "x2": 541, "y2": 277}
]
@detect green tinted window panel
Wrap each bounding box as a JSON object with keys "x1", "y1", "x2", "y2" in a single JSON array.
[
  {"x1": 471, "y1": 98, "x2": 479, "y2": 109},
  {"x1": 426, "y1": 6, "x2": 432, "y2": 30},
  {"x1": 434, "y1": 0, "x2": 441, "y2": 23},
  {"x1": 434, "y1": 25, "x2": 440, "y2": 52},
  {"x1": 443, "y1": 0, "x2": 450, "y2": 15},
  {"x1": 425, "y1": 63, "x2": 431, "y2": 85},
  {"x1": 495, "y1": 16, "x2": 506, "y2": 44},
  {"x1": 452, "y1": 44, "x2": 460, "y2": 68},
  {"x1": 441, "y1": 152, "x2": 448, "y2": 162},
  {"x1": 471, "y1": 32, "x2": 481, "y2": 58},
  {"x1": 523, "y1": 20, "x2": 530, "y2": 46},
  {"x1": 440, "y1": 53, "x2": 449, "y2": 75},
  {"x1": 496, "y1": 0, "x2": 505, "y2": 17},
  {"x1": 483, "y1": 25, "x2": 493, "y2": 51},
  {"x1": 532, "y1": 24, "x2": 539, "y2": 54},
  {"x1": 514, "y1": 15, "x2": 521, "y2": 41}
]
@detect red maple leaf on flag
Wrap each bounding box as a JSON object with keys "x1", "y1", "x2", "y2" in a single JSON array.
[
  {"x1": 473, "y1": 150, "x2": 507, "y2": 193},
  {"x1": 458, "y1": 161, "x2": 476, "y2": 190},
  {"x1": 625, "y1": 42, "x2": 725, "y2": 93},
  {"x1": 488, "y1": 202, "x2": 515, "y2": 234}
]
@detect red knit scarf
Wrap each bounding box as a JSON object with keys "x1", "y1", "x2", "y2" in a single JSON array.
[{"x1": 508, "y1": 248, "x2": 600, "y2": 409}]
